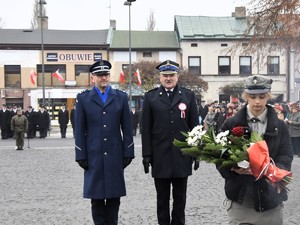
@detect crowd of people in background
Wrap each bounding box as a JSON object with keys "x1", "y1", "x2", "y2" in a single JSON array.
[
  {"x1": 199, "y1": 99, "x2": 300, "y2": 157},
  {"x1": 0, "y1": 104, "x2": 51, "y2": 140}
]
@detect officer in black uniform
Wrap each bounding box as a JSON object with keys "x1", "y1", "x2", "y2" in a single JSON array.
[{"x1": 141, "y1": 60, "x2": 200, "y2": 225}]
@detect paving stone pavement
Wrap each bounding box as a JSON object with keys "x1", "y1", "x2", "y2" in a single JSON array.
[{"x1": 0, "y1": 132, "x2": 299, "y2": 225}]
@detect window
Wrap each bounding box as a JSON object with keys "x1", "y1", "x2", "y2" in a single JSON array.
[
  {"x1": 75, "y1": 65, "x2": 91, "y2": 86},
  {"x1": 37, "y1": 64, "x2": 66, "y2": 87},
  {"x1": 239, "y1": 56, "x2": 252, "y2": 75},
  {"x1": 267, "y1": 56, "x2": 279, "y2": 74},
  {"x1": 221, "y1": 43, "x2": 228, "y2": 47},
  {"x1": 4, "y1": 65, "x2": 21, "y2": 88},
  {"x1": 143, "y1": 52, "x2": 152, "y2": 57},
  {"x1": 218, "y1": 56, "x2": 231, "y2": 75},
  {"x1": 191, "y1": 43, "x2": 198, "y2": 47},
  {"x1": 188, "y1": 57, "x2": 201, "y2": 75}
]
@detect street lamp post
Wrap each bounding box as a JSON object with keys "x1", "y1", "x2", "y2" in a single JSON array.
[
  {"x1": 39, "y1": 0, "x2": 47, "y2": 106},
  {"x1": 124, "y1": 0, "x2": 136, "y2": 108}
]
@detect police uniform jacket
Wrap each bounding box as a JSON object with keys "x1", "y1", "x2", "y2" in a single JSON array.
[
  {"x1": 219, "y1": 104, "x2": 293, "y2": 211},
  {"x1": 75, "y1": 87, "x2": 134, "y2": 199},
  {"x1": 58, "y1": 109, "x2": 69, "y2": 128},
  {"x1": 142, "y1": 85, "x2": 199, "y2": 178}
]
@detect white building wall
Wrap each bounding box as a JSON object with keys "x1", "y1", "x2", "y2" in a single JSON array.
[{"x1": 180, "y1": 40, "x2": 288, "y2": 101}]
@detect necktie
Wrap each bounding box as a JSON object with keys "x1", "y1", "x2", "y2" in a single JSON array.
[{"x1": 167, "y1": 90, "x2": 173, "y2": 98}]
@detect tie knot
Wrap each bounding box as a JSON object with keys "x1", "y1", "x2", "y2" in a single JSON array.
[{"x1": 250, "y1": 117, "x2": 260, "y2": 123}]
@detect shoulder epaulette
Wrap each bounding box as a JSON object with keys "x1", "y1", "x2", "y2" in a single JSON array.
[
  {"x1": 181, "y1": 86, "x2": 192, "y2": 92},
  {"x1": 147, "y1": 87, "x2": 159, "y2": 93},
  {"x1": 77, "y1": 89, "x2": 90, "y2": 95}
]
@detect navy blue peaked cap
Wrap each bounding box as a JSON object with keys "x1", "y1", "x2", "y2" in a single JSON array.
[
  {"x1": 89, "y1": 60, "x2": 112, "y2": 75},
  {"x1": 156, "y1": 60, "x2": 179, "y2": 74}
]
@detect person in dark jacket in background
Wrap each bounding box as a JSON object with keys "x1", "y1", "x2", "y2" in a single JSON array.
[
  {"x1": 219, "y1": 75, "x2": 293, "y2": 225},
  {"x1": 75, "y1": 60, "x2": 134, "y2": 225},
  {"x1": 141, "y1": 60, "x2": 199, "y2": 225},
  {"x1": 0, "y1": 104, "x2": 11, "y2": 139},
  {"x1": 130, "y1": 106, "x2": 139, "y2": 136},
  {"x1": 58, "y1": 104, "x2": 69, "y2": 138},
  {"x1": 24, "y1": 106, "x2": 38, "y2": 139},
  {"x1": 38, "y1": 106, "x2": 50, "y2": 139},
  {"x1": 70, "y1": 104, "x2": 76, "y2": 138}
]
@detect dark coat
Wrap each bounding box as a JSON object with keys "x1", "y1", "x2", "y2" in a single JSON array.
[
  {"x1": 38, "y1": 110, "x2": 50, "y2": 130},
  {"x1": 24, "y1": 110, "x2": 38, "y2": 129},
  {"x1": 0, "y1": 109, "x2": 11, "y2": 128},
  {"x1": 141, "y1": 85, "x2": 199, "y2": 178},
  {"x1": 75, "y1": 87, "x2": 134, "y2": 199},
  {"x1": 219, "y1": 104, "x2": 293, "y2": 212},
  {"x1": 70, "y1": 109, "x2": 76, "y2": 128},
  {"x1": 58, "y1": 109, "x2": 69, "y2": 128}
]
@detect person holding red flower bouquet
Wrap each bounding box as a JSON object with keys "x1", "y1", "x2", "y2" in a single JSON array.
[{"x1": 219, "y1": 75, "x2": 293, "y2": 225}]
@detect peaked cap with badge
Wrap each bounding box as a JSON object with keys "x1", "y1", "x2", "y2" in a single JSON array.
[
  {"x1": 244, "y1": 75, "x2": 273, "y2": 94},
  {"x1": 156, "y1": 60, "x2": 179, "y2": 74},
  {"x1": 89, "y1": 60, "x2": 112, "y2": 75}
]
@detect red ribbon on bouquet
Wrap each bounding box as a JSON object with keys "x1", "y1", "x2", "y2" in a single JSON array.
[{"x1": 247, "y1": 141, "x2": 292, "y2": 185}]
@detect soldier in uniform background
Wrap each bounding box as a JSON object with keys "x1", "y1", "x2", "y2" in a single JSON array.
[
  {"x1": 11, "y1": 108, "x2": 28, "y2": 150},
  {"x1": 58, "y1": 104, "x2": 69, "y2": 138},
  {"x1": 0, "y1": 104, "x2": 11, "y2": 139},
  {"x1": 75, "y1": 60, "x2": 134, "y2": 225},
  {"x1": 141, "y1": 60, "x2": 200, "y2": 225}
]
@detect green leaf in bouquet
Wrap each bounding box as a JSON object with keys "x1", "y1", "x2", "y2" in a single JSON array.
[
  {"x1": 173, "y1": 139, "x2": 189, "y2": 147},
  {"x1": 180, "y1": 131, "x2": 189, "y2": 138},
  {"x1": 250, "y1": 131, "x2": 263, "y2": 143},
  {"x1": 181, "y1": 146, "x2": 201, "y2": 158}
]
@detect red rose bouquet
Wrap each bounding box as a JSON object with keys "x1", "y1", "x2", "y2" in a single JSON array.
[{"x1": 173, "y1": 125, "x2": 293, "y2": 191}]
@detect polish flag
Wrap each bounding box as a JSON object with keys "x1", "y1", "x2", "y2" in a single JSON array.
[
  {"x1": 134, "y1": 69, "x2": 142, "y2": 86},
  {"x1": 52, "y1": 69, "x2": 65, "y2": 82},
  {"x1": 30, "y1": 70, "x2": 36, "y2": 85},
  {"x1": 119, "y1": 70, "x2": 125, "y2": 84}
]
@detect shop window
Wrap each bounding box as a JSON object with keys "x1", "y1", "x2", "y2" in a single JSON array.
[
  {"x1": 37, "y1": 64, "x2": 66, "y2": 87},
  {"x1": 4, "y1": 65, "x2": 21, "y2": 88},
  {"x1": 75, "y1": 65, "x2": 91, "y2": 86}
]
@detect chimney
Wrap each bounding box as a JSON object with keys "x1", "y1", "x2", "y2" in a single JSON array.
[
  {"x1": 110, "y1": 20, "x2": 116, "y2": 30},
  {"x1": 232, "y1": 7, "x2": 246, "y2": 19},
  {"x1": 38, "y1": 16, "x2": 48, "y2": 29}
]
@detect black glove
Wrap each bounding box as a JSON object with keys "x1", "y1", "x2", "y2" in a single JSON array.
[
  {"x1": 142, "y1": 157, "x2": 152, "y2": 174},
  {"x1": 194, "y1": 160, "x2": 199, "y2": 171},
  {"x1": 123, "y1": 157, "x2": 133, "y2": 169},
  {"x1": 77, "y1": 159, "x2": 88, "y2": 170}
]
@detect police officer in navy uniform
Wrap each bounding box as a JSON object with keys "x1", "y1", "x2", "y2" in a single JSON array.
[
  {"x1": 141, "y1": 60, "x2": 199, "y2": 225},
  {"x1": 75, "y1": 60, "x2": 134, "y2": 225}
]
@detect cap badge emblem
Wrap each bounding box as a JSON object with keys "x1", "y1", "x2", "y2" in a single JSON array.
[{"x1": 253, "y1": 79, "x2": 257, "y2": 84}]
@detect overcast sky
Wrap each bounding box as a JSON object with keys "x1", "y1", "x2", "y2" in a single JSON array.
[{"x1": 0, "y1": 0, "x2": 249, "y2": 31}]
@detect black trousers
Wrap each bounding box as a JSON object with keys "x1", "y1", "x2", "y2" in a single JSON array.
[
  {"x1": 91, "y1": 198, "x2": 120, "y2": 225},
  {"x1": 154, "y1": 177, "x2": 188, "y2": 225}
]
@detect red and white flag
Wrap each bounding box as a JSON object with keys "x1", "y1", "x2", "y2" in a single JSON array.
[
  {"x1": 30, "y1": 69, "x2": 36, "y2": 85},
  {"x1": 119, "y1": 70, "x2": 125, "y2": 84},
  {"x1": 52, "y1": 69, "x2": 65, "y2": 83},
  {"x1": 134, "y1": 69, "x2": 142, "y2": 86}
]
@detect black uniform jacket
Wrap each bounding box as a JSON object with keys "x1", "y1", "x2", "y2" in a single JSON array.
[
  {"x1": 141, "y1": 85, "x2": 199, "y2": 178},
  {"x1": 219, "y1": 104, "x2": 293, "y2": 212}
]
